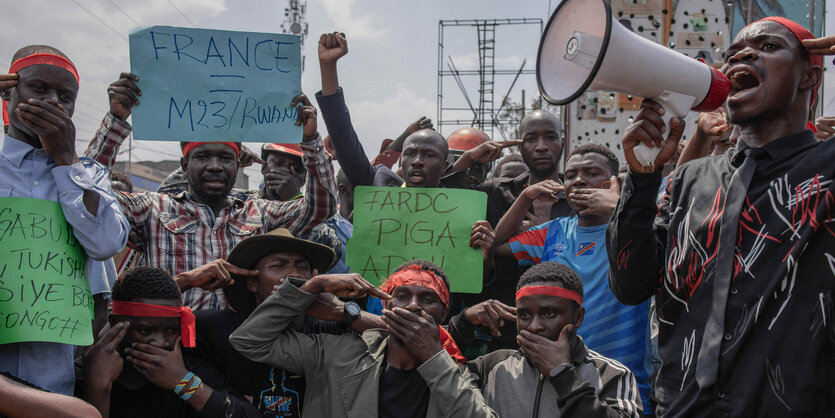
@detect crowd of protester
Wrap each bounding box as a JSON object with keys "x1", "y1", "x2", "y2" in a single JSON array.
[{"x1": 0, "y1": 16, "x2": 833, "y2": 418}]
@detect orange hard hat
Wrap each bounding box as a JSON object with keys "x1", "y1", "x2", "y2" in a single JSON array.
[
  {"x1": 262, "y1": 143, "x2": 303, "y2": 157},
  {"x1": 447, "y1": 127, "x2": 490, "y2": 151}
]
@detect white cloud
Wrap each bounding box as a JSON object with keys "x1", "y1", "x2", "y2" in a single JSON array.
[
  {"x1": 339, "y1": 83, "x2": 435, "y2": 160},
  {"x1": 315, "y1": 0, "x2": 388, "y2": 41},
  {"x1": 0, "y1": 0, "x2": 229, "y2": 159}
]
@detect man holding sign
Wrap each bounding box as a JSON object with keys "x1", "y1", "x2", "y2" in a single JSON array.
[
  {"x1": 316, "y1": 32, "x2": 494, "y2": 299},
  {"x1": 80, "y1": 27, "x2": 335, "y2": 314},
  {"x1": 346, "y1": 186, "x2": 490, "y2": 295},
  {"x1": 87, "y1": 78, "x2": 336, "y2": 311},
  {"x1": 0, "y1": 45, "x2": 130, "y2": 395},
  {"x1": 127, "y1": 26, "x2": 305, "y2": 143}
]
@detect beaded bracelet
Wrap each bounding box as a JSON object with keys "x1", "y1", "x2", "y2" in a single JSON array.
[
  {"x1": 180, "y1": 375, "x2": 202, "y2": 401},
  {"x1": 174, "y1": 371, "x2": 195, "y2": 396}
]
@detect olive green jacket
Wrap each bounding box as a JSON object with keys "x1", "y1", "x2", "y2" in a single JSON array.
[{"x1": 229, "y1": 279, "x2": 498, "y2": 418}]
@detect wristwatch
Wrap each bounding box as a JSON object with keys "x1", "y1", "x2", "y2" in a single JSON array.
[{"x1": 339, "y1": 301, "x2": 361, "y2": 328}]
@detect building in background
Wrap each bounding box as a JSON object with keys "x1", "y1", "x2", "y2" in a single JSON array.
[{"x1": 562, "y1": 0, "x2": 827, "y2": 164}]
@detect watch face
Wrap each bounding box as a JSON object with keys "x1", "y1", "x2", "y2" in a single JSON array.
[{"x1": 346, "y1": 302, "x2": 361, "y2": 316}]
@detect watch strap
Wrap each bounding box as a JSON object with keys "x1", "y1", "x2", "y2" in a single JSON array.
[{"x1": 339, "y1": 302, "x2": 361, "y2": 328}]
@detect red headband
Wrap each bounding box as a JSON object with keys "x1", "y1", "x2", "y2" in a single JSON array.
[
  {"x1": 516, "y1": 286, "x2": 583, "y2": 306},
  {"x1": 380, "y1": 265, "x2": 450, "y2": 306},
  {"x1": 753, "y1": 17, "x2": 823, "y2": 108},
  {"x1": 756, "y1": 17, "x2": 822, "y2": 68},
  {"x1": 110, "y1": 301, "x2": 196, "y2": 348},
  {"x1": 182, "y1": 142, "x2": 241, "y2": 157},
  {"x1": 439, "y1": 325, "x2": 466, "y2": 363},
  {"x1": 4, "y1": 53, "x2": 80, "y2": 126}
]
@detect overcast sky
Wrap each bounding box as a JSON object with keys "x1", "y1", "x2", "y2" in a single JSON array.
[{"x1": 1, "y1": 0, "x2": 832, "y2": 188}]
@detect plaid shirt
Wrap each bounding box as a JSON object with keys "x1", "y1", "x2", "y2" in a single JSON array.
[{"x1": 87, "y1": 113, "x2": 337, "y2": 311}]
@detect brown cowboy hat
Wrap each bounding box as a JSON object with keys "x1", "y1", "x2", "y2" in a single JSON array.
[{"x1": 224, "y1": 228, "x2": 335, "y2": 313}]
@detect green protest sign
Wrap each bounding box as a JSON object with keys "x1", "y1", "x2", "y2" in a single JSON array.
[
  {"x1": 0, "y1": 198, "x2": 93, "y2": 345},
  {"x1": 346, "y1": 186, "x2": 487, "y2": 293}
]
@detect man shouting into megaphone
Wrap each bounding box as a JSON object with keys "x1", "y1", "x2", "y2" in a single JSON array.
[{"x1": 607, "y1": 17, "x2": 833, "y2": 417}]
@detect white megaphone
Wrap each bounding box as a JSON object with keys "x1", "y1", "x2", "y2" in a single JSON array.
[{"x1": 537, "y1": 0, "x2": 730, "y2": 166}]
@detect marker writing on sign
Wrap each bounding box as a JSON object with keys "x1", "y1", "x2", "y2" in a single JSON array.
[
  {"x1": 6, "y1": 248, "x2": 86, "y2": 281},
  {"x1": 358, "y1": 254, "x2": 448, "y2": 281},
  {"x1": 371, "y1": 219, "x2": 456, "y2": 247},
  {"x1": 0, "y1": 208, "x2": 81, "y2": 247},
  {"x1": 168, "y1": 96, "x2": 299, "y2": 132},
  {"x1": 149, "y1": 31, "x2": 295, "y2": 73},
  {"x1": 362, "y1": 190, "x2": 458, "y2": 214},
  {"x1": 0, "y1": 309, "x2": 84, "y2": 338}
]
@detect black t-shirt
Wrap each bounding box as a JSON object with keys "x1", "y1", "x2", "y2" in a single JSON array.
[
  {"x1": 109, "y1": 379, "x2": 196, "y2": 418},
  {"x1": 378, "y1": 364, "x2": 430, "y2": 418}
]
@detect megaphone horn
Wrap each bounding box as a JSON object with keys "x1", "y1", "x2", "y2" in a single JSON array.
[{"x1": 536, "y1": 0, "x2": 730, "y2": 165}]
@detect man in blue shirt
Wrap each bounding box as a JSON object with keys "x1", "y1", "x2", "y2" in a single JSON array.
[
  {"x1": 0, "y1": 45, "x2": 129, "y2": 394},
  {"x1": 493, "y1": 144, "x2": 653, "y2": 413}
]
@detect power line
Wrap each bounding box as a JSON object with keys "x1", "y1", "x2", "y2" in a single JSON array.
[
  {"x1": 165, "y1": 0, "x2": 197, "y2": 27},
  {"x1": 70, "y1": 0, "x2": 128, "y2": 41},
  {"x1": 107, "y1": 0, "x2": 141, "y2": 26}
]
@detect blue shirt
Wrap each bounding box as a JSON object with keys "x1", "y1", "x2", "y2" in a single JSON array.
[
  {"x1": 0, "y1": 135, "x2": 129, "y2": 394},
  {"x1": 510, "y1": 216, "x2": 653, "y2": 413}
]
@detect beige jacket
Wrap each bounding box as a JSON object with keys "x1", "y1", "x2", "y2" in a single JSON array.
[{"x1": 229, "y1": 279, "x2": 498, "y2": 418}]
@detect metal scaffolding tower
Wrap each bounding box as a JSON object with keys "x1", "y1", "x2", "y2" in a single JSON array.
[
  {"x1": 477, "y1": 22, "x2": 496, "y2": 131},
  {"x1": 437, "y1": 18, "x2": 543, "y2": 139}
]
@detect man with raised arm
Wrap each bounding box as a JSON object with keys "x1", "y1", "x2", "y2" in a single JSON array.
[
  {"x1": 313, "y1": 32, "x2": 497, "y2": 306},
  {"x1": 85, "y1": 74, "x2": 336, "y2": 311},
  {"x1": 608, "y1": 17, "x2": 833, "y2": 416},
  {"x1": 315, "y1": 32, "x2": 446, "y2": 190}
]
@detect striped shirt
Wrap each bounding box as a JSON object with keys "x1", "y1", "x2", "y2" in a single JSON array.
[{"x1": 86, "y1": 113, "x2": 337, "y2": 311}]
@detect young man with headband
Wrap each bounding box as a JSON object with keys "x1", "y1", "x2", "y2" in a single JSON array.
[
  {"x1": 230, "y1": 261, "x2": 498, "y2": 417},
  {"x1": 492, "y1": 144, "x2": 653, "y2": 413},
  {"x1": 82, "y1": 267, "x2": 262, "y2": 417},
  {"x1": 450, "y1": 262, "x2": 641, "y2": 417},
  {"x1": 0, "y1": 45, "x2": 129, "y2": 395},
  {"x1": 443, "y1": 110, "x2": 572, "y2": 351},
  {"x1": 85, "y1": 72, "x2": 336, "y2": 311},
  {"x1": 610, "y1": 17, "x2": 833, "y2": 415}
]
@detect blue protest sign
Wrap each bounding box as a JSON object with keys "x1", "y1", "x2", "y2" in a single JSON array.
[{"x1": 129, "y1": 26, "x2": 303, "y2": 143}]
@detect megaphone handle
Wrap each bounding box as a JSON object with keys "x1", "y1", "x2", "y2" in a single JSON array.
[{"x1": 631, "y1": 101, "x2": 679, "y2": 167}]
